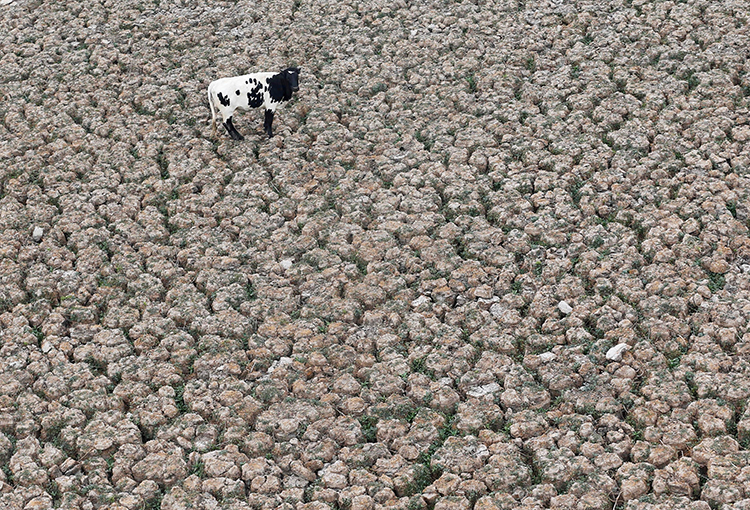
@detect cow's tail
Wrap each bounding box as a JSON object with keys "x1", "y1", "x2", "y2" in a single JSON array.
[{"x1": 207, "y1": 84, "x2": 217, "y2": 136}]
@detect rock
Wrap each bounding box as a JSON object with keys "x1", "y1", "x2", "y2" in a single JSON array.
[
  {"x1": 537, "y1": 352, "x2": 556, "y2": 363},
  {"x1": 466, "y1": 383, "x2": 501, "y2": 398},
  {"x1": 558, "y1": 301, "x2": 573, "y2": 315},
  {"x1": 411, "y1": 295, "x2": 431, "y2": 309},
  {"x1": 131, "y1": 441, "x2": 187, "y2": 486},
  {"x1": 279, "y1": 259, "x2": 293, "y2": 270},
  {"x1": 434, "y1": 495, "x2": 471, "y2": 510},
  {"x1": 606, "y1": 343, "x2": 630, "y2": 361}
]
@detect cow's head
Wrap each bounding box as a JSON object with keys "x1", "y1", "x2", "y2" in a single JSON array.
[{"x1": 285, "y1": 67, "x2": 300, "y2": 92}]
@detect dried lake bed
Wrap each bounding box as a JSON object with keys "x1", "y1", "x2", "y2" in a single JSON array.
[{"x1": 2, "y1": 0, "x2": 750, "y2": 509}]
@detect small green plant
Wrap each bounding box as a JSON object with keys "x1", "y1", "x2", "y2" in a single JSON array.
[
  {"x1": 358, "y1": 415, "x2": 378, "y2": 443},
  {"x1": 2, "y1": 464, "x2": 13, "y2": 484},
  {"x1": 407, "y1": 496, "x2": 423, "y2": 510},
  {"x1": 533, "y1": 261, "x2": 543, "y2": 276},
  {"x1": 510, "y1": 280, "x2": 522, "y2": 294},
  {"x1": 403, "y1": 461, "x2": 441, "y2": 497},
  {"x1": 569, "y1": 179, "x2": 585, "y2": 207},
  {"x1": 245, "y1": 282, "x2": 257, "y2": 300},
  {"x1": 156, "y1": 147, "x2": 169, "y2": 179},
  {"x1": 145, "y1": 492, "x2": 163, "y2": 510},
  {"x1": 256, "y1": 385, "x2": 280, "y2": 403},
  {"x1": 684, "y1": 371, "x2": 699, "y2": 399},
  {"x1": 45, "y1": 480, "x2": 60, "y2": 505},
  {"x1": 346, "y1": 254, "x2": 368, "y2": 275},
  {"x1": 189, "y1": 459, "x2": 205, "y2": 478},
  {"x1": 410, "y1": 357, "x2": 428, "y2": 375},
  {"x1": 438, "y1": 413, "x2": 458, "y2": 442},
  {"x1": 85, "y1": 356, "x2": 107, "y2": 376},
  {"x1": 707, "y1": 271, "x2": 725, "y2": 293},
  {"x1": 727, "y1": 202, "x2": 737, "y2": 218},
  {"x1": 370, "y1": 83, "x2": 387, "y2": 96},
  {"x1": 683, "y1": 70, "x2": 700, "y2": 91},
  {"x1": 666, "y1": 355, "x2": 681, "y2": 370},
  {"x1": 173, "y1": 385, "x2": 188, "y2": 413},
  {"x1": 31, "y1": 326, "x2": 44, "y2": 343},
  {"x1": 415, "y1": 131, "x2": 433, "y2": 151},
  {"x1": 465, "y1": 73, "x2": 477, "y2": 93}
]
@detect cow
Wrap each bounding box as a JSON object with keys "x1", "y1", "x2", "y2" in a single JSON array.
[{"x1": 208, "y1": 67, "x2": 300, "y2": 139}]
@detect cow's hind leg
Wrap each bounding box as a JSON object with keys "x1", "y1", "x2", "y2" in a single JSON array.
[{"x1": 224, "y1": 117, "x2": 244, "y2": 140}]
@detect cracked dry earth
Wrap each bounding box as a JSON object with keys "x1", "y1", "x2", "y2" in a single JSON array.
[{"x1": 2, "y1": 0, "x2": 750, "y2": 509}]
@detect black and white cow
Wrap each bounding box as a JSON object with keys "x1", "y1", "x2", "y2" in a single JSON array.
[{"x1": 208, "y1": 67, "x2": 300, "y2": 140}]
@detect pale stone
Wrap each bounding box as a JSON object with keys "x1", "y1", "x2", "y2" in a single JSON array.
[
  {"x1": 466, "y1": 383, "x2": 501, "y2": 398},
  {"x1": 558, "y1": 301, "x2": 573, "y2": 314},
  {"x1": 606, "y1": 343, "x2": 630, "y2": 361},
  {"x1": 538, "y1": 352, "x2": 556, "y2": 362}
]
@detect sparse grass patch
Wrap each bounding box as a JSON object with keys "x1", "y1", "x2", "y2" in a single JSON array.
[
  {"x1": 358, "y1": 415, "x2": 378, "y2": 443},
  {"x1": 173, "y1": 384, "x2": 188, "y2": 414},
  {"x1": 344, "y1": 253, "x2": 368, "y2": 275},
  {"x1": 706, "y1": 271, "x2": 725, "y2": 293},
  {"x1": 510, "y1": 280, "x2": 522, "y2": 294},
  {"x1": 569, "y1": 179, "x2": 585, "y2": 207},
  {"x1": 156, "y1": 147, "x2": 169, "y2": 179},
  {"x1": 189, "y1": 458, "x2": 204, "y2": 478},
  {"x1": 727, "y1": 201, "x2": 737, "y2": 218},
  {"x1": 370, "y1": 83, "x2": 387, "y2": 96},
  {"x1": 415, "y1": 131, "x2": 433, "y2": 151},
  {"x1": 245, "y1": 281, "x2": 257, "y2": 300},
  {"x1": 410, "y1": 357, "x2": 435, "y2": 379},
  {"x1": 685, "y1": 70, "x2": 700, "y2": 91},
  {"x1": 85, "y1": 356, "x2": 108, "y2": 377},
  {"x1": 465, "y1": 73, "x2": 477, "y2": 93}
]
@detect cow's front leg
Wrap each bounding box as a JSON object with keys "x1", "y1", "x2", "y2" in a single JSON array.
[
  {"x1": 264, "y1": 109, "x2": 274, "y2": 138},
  {"x1": 224, "y1": 117, "x2": 244, "y2": 140}
]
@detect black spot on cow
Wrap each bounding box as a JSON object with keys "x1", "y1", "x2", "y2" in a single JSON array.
[
  {"x1": 217, "y1": 92, "x2": 230, "y2": 107},
  {"x1": 247, "y1": 93, "x2": 263, "y2": 108},
  {"x1": 247, "y1": 82, "x2": 264, "y2": 108},
  {"x1": 236, "y1": 90, "x2": 240, "y2": 95}
]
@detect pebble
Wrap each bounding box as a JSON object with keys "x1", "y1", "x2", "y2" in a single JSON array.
[
  {"x1": 606, "y1": 343, "x2": 630, "y2": 361},
  {"x1": 558, "y1": 301, "x2": 573, "y2": 314},
  {"x1": 279, "y1": 259, "x2": 293, "y2": 270},
  {"x1": 466, "y1": 383, "x2": 501, "y2": 398},
  {"x1": 266, "y1": 357, "x2": 294, "y2": 374},
  {"x1": 538, "y1": 352, "x2": 557, "y2": 362},
  {"x1": 411, "y1": 295, "x2": 431, "y2": 308}
]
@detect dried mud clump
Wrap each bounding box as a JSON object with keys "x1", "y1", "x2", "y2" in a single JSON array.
[{"x1": 2, "y1": 0, "x2": 750, "y2": 508}]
